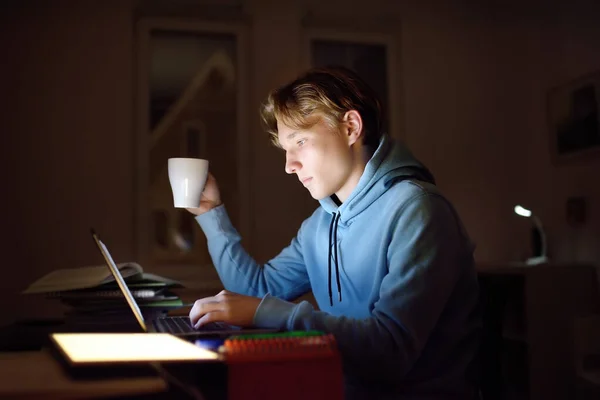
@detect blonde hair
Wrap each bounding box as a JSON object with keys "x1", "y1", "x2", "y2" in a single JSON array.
[{"x1": 260, "y1": 66, "x2": 384, "y2": 150}]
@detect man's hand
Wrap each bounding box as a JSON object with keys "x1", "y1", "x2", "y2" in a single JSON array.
[
  {"x1": 189, "y1": 290, "x2": 262, "y2": 329},
  {"x1": 186, "y1": 173, "x2": 222, "y2": 216}
]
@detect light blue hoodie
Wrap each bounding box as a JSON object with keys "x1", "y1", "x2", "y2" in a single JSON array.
[{"x1": 196, "y1": 135, "x2": 481, "y2": 398}]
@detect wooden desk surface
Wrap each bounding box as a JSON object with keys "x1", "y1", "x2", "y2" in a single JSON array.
[
  {"x1": 0, "y1": 350, "x2": 167, "y2": 399},
  {"x1": 0, "y1": 267, "x2": 226, "y2": 398}
]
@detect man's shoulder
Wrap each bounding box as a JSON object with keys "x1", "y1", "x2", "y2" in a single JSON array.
[
  {"x1": 382, "y1": 179, "x2": 463, "y2": 222},
  {"x1": 298, "y1": 205, "x2": 329, "y2": 229},
  {"x1": 387, "y1": 178, "x2": 444, "y2": 202}
]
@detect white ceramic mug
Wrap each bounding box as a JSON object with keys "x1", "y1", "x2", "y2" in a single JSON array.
[{"x1": 167, "y1": 158, "x2": 209, "y2": 208}]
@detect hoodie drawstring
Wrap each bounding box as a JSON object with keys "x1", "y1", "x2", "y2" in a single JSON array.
[{"x1": 328, "y1": 212, "x2": 342, "y2": 306}]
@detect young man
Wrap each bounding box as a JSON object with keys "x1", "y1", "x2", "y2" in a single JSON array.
[{"x1": 187, "y1": 66, "x2": 481, "y2": 399}]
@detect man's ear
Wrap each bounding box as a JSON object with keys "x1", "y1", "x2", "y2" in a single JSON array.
[{"x1": 342, "y1": 110, "x2": 363, "y2": 146}]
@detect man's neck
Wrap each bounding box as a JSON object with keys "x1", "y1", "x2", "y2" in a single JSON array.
[
  {"x1": 335, "y1": 142, "x2": 374, "y2": 203},
  {"x1": 331, "y1": 194, "x2": 342, "y2": 206}
]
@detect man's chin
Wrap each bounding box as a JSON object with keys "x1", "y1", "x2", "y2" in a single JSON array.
[
  {"x1": 307, "y1": 189, "x2": 322, "y2": 200},
  {"x1": 310, "y1": 190, "x2": 333, "y2": 201}
]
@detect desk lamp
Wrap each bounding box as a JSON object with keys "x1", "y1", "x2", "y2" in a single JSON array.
[{"x1": 514, "y1": 205, "x2": 549, "y2": 265}]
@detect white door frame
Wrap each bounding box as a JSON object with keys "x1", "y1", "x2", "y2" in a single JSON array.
[
  {"x1": 135, "y1": 17, "x2": 251, "y2": 264},
  {"x1": 301, "y1": 26, "x2": 404, "y2": 142}
]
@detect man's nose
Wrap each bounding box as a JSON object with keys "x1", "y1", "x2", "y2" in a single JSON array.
[{"x1": 285, "y1": 153, "x2": 300, "y2": 174}]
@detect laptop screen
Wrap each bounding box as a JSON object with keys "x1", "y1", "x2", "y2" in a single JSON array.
[{"x1": 90, "y1": 229, "x2": 147, "y2": 332}]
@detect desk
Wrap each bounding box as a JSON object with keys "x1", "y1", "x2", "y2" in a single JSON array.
[
  {"x1": 0, "y1": 349, "x2": 168, "y2": 399},
  {"x1": 478, "y1": 263, "x2": 600, "y2": 400},
  {"x1": 0, "y1": 286, "x2": 226, "y2": 398},
  {"x1": 0, "y1": 277, "x2": 322, "y2": 399},
  {"x1": 0, "y1": 286, "x2": 222, "y2": 352}
]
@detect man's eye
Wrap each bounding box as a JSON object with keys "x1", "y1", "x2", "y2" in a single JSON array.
[{"x1": 297, "y1": 139, "x2": 306, "y2": 146}]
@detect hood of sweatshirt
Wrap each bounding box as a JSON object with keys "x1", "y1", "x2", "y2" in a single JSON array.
[
  {"x1": 319, "y1": 135, "x2": 435, "y2": 222},
  {"x1": 317, "y1": 134, "x2": 436, "y2": 306}
]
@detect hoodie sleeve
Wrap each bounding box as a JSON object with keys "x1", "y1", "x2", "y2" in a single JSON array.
[
  {"x1": 253, "y1": 192, "x2": 471, "y2": 383},
  {"x1": 195, "y1": 204, "x2": 311, "y2": 300}
]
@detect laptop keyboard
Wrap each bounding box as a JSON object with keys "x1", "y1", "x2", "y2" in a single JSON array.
[{"x1": 153, "y1": 316, "x2": 233, "y2": 334}]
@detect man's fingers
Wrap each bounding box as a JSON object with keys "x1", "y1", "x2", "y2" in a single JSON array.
[
  {"x1": 189, "y1": 291, "x2": 236, "y2": 326},
  {"x1": 189, "y1": 299, "x2": 220, "y2": 325},
  {"x1": 194, "y1": 310, "x2": 225, "y2": 329}
]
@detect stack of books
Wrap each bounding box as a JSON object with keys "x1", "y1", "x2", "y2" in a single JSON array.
[{"x1": 23, "y1": 263, "x2": 185, "y2": 331}]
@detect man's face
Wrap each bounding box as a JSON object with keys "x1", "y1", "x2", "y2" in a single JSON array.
[{"x1": 277, "y1": 116, "x2": 354, "y2": 200}]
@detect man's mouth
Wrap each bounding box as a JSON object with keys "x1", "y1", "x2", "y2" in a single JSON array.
[{"x1": 301, "y1": 177, "x2": 313, "y2": 186}]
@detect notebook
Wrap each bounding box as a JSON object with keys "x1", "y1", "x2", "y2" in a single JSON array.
[
  {"x1": 90, "y1": 228, "x2": 277, "y2": 338},
  {"x1": 22, "y1": 261, "x2": 182, "y2": 295}
]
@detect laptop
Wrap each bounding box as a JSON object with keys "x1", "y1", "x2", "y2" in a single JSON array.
[{"x1": 90, "y1": 228, "x2": 276, "y2": 338}]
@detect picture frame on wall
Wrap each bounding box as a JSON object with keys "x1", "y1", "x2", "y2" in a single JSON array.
[{"x1": 547, "y1": 70, "x2": 600, "y2": 164}]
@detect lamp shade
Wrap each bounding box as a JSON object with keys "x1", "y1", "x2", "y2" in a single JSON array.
[
  {"x1": 514, "y1": 205, "x2": 532, "y2": 217},
  {"x1": 513, "y1": 205, "x2": 549, "y2": 265}
]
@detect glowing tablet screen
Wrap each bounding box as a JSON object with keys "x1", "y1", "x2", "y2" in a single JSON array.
[{"x1": 51, "y1": 333, "x2": 219, "y2": 364}]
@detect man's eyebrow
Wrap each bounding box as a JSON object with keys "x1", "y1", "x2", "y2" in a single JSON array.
[
  {"x1": 278, "y1": 131, "x2": 298, "y2": 148},
  {"x1": 286, "y1": 131, "x2": 299, "y2": 140}
]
